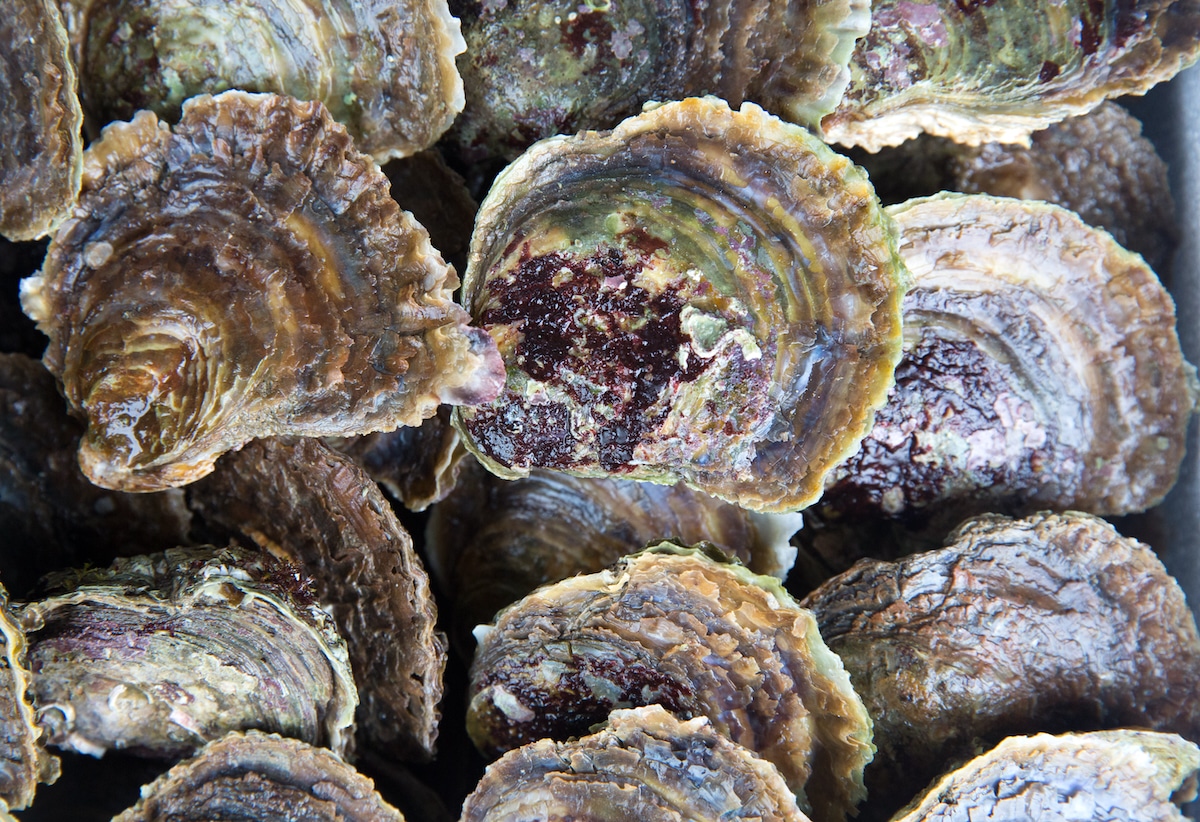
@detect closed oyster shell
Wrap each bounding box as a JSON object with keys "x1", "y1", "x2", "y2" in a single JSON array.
[
  {"x1": 454, "y1": 97, "x2": 907, "y2": 513},
  {"x1": 467, "y1": 543, "x2": 874, "y2": 822},
  {"x1": 0, "y1": 0, "x2": 82, "y2": 241},
  {"x1": 188, "y1": 437, "x2": 447, "y2": 762},
  {"x1": 20, "y1": 90, "x2": 504, "y2": 493},
  {"x1": 63, "y1": 0, "x2": 465, "y2": 161},
  {"x1": 893, "y1": 731, "x2": 1200, "y2": 822},
  {"x1": 20, "y1": 545, "x2": 359, "y2": 759},
  {"x1": 461, "y1": 705, "x2": 811, "y2": 822},
  {"x1": 114, "y1": 731, "x2": 406, "y2": 821},
  {"x1": 800, "y1": 512, "x2": 1200, "y2": 821},
  {"x1": 823, "y1": 0, "x2": 1200, "y2": 150}
]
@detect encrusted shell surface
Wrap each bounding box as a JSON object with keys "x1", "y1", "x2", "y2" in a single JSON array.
[
  {"x1": 0, "y1": 0, "x2": 83, "y2": 241},
  {"x1": 454, "y1": 97, "x2": 907, "y2": 513},
  {"x1": 20, "y1": 91, "x2": 504, "y2": 493},
  {"x1": 461, "y1": 706, "x2": 812, "y2": 822},
  {"x1": 467, "y1": 543, "x2": 874, "y2": 822},
  {"x1": 62, "y1": 0, "x2": 465, "y2": 161}
]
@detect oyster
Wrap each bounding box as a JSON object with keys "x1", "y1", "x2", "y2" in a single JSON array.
[
  {"x1": 800, "y1": 511, "x2": 1200, "y2": 821},
  {"x1": 467, "y1": 543, "x2": 874, "y2": 822},
  {"x1": 461, "y1": 705, "x2": 811, "y2": 822},
  {"x1": 20, "y1": 90, "x2": 504, "y2": 493},
  {"x1": 822, "y1": 0, "x2": 1200, "y2": 150},
  {"x1": 0, "y1": 0, "x2": 83, "y2": 241},
  {"x1": 427, "y1": 456, "x2": 801, "y2": 649},
  {"x1": 453, "y1": 97, "x2": 907, "y2": 513},
  {"x1": 893, "y1": 731, "x2": 1200, "y2": 822},
  {"x1": 796, "y1": 193, "x2": 1197, "y2": 564},
  {"x1": 114, "y1": 730, "x2": 406, "y2": 821},
  {"x1": 20, "y1": 545, "x2": 359, "y2": 759},
  {"x1": 384, "y1": 150, "x2": 478, "y2": 277},
  {"x1": 62, "y1": 0, "x2": 465, "y2": 161},
  {"x1": 188, "y1": 437, "x2": 447, "y2": 762}
]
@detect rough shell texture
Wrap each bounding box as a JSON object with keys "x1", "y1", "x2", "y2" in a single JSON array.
[
  {"x1": 62, "y1": 0, "x2": 465, "y2": 161},
  {"x1": 0, "y1": 583, "x2": 58, "y2": 811},
  {"x1": 823, "y1": 0, "x2": 1200, "y2": 149},
  {"x1": 0, "y1": 352, "x2": 193, "y2": 597},
  {"x1": 467, "y1": 543, "x2": 874, "y2": 822},
  {"x1": 460, "y1": 705, "x2": 812, "y2": 822},
  {"x1": 113, "y1": 730, "x2": 406, "y2": 821},
  {"x1": 20, "y1": 91, "x2": 504, "y2": 492},
  {"x1": 187, "y1": 436, "x2": 447, "y2": 762},
  {"x1": 798, "y1": 193, "x2": 1197, "y2": 561},
  {"x1": 20, "y1": 545, "x2": 359, "y2": 759},
  {"x1": 892, "y1": 731, "x2": 1200, "y2": 822},
  {"x1": 427, "y1": 456, "x2": 801, "y2": 650},
  {"x1": 801, "y1": 511, "x2": 1200, "y2": 822},
  {"x1": 0, "y1": 0, "x2": 82, "y2": 241},
  {"x1": 454, "y1": 97, "x2": 907, "y2": 513}
]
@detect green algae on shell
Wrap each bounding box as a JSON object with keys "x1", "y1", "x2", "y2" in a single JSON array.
[{"x1": 453, "y1": 97, "x2": 908, "y2": 514}]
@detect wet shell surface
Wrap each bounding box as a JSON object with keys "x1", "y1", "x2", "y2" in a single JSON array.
[
  {"x1": 20, "y1": 90, "x2": 504, "y2": 493},
  {"x1": 453, "y1": 97, "x2": 908, "y2": 514}
]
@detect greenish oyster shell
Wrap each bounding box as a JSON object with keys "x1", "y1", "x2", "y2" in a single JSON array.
[
  {"x1": 453, "y1": 97, "x2": 908, "y2": 514},
  {"x1": 18, "y1": 545, "x2": 359, "y2": 760},
  {"x1": 892, "y1": 731, "x2": 1200, "y2": 822},
  {"x1": 461, "y1": 706, "x2": 812, "y2": 822},
  {"x1": 447, "y1": 0, "x2": 868, "y2": 160},
  {"x1": 61, "y1": 0, "x2": 465, "y2": 161},
  {"x1": 20, "y1": 91, "x2": 504, "y2": 493},
  {"x1": 0, "y1": 0, "x2": 82, "y2": 241},
  {"x1": 822, "y1": 0, "x2": 1200, "y2": 150},
  {"x1": 114, "y1": 731, "x2": 406, "y2": 822},
  {"x1": 467, "y1": 543, "x2": 874, "y2": 822}
]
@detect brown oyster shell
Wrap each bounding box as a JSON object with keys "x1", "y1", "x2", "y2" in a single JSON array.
[
  {"x1": 20, "y1": 545, "x2": 358, "y2": 760},
  {"x1": 800, "y1": 511, "x2": 1200, "y2": 822},
  {"x1": 467, "y1": 543, "x2": 874, "y2": 822},
  {"x1": 114, "y1": 731, "x2": 406, "y2": 822},
  {"x1": 461, "y1": 706, "x2": 812, "y2": 822},
  {"x1": 62, "y1": 0, "x2": 465, "y2": 162},
  {"x1": 20, "y1": 90, "x2": 504, "y2": 493},
  {"x1": 0, "y1": 0, "x2": 82, "y2": 242},
  {"x1": 187, "y1": 436, "x2": 447, "y2": 762}
]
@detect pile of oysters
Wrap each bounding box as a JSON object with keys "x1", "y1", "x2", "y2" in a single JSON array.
[{"x1": 3, "y1": 0, "x2": 1200, "y2": 818}]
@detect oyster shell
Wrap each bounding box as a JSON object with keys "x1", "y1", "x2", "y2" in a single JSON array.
[
  {"x1": 188, "y1": 436, "x2": 447, "y2": 762},
  {"x1": 823, "y1": 0, "x2": 1200, "y2": 150},
  {"x1": 800, "y1": 511, "x2": 1200, "y2": 821},
  {"x1": 20, "y1": 545, "x2": 359, "y2": 759},
  {"x1": 63, "y1": 0, "x2": 465, "y2": 161},
  {"x1": 461, "y1": 705, "x2": 811, "y2": 822},
  {"x1": 796, "y1": 193, "x2": 1197, "y2": 563},
  {"x1": 453, "y1": 97, "x2": 907, "y2": 513},
  {"x1": 0, "y1": 0, "x2": 83, "y2": 242},
  {"x1": 20, "y1": 90, "x2": 504, "y2": 493},
  {"x1": 427, "y1": 456, "x2": 801, "y2": 649},
  {"x1": 893, "y1": 730, "x2": 1200, "y2": 822},
  {"x1": 467, "y1": 543, "x2": 874, "y2": 822},
  {"x1": 114, "y1": 730, "x2": 406, "y2": 821}
]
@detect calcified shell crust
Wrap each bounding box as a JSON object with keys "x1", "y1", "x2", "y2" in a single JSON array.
[
  {"x1": 19, "y1": 545, "x2": 358, "y2": 759},
  {"x1": 468, "y1": 544, "x2": 874, "y2": 822},
  {"x1": 114, "y1": 731, "x2": 406, "y2": 822},
  {"x1": 63, "y1": 0, "x2": 465, "y2": 161},
  {"x1": 461, "y1": 706, "x2": 811, "y2": 822},
  {"x1": 188, "y1": 437, "x2": 447, "y2": 761},
  {"x1": 21, "y1": 91, "x2": 504, "y2": 493},
  {"x1": 801, "y1": 511, "x2": 1200, "y2": 820},
  {"x1": 454, "y1": 97, "x2": 907, "y2": 513},
  {"x1": 427, "y1": 456, "x2": 800, "y2": 649},
  {"x1": 0, "y1": 0, "x2": 82, "y2": 241},
  {"x1": 802, "y1": 193, "x2": 1197, "y2": 557},
  {"x1": 0, "y1": 584, "x2": 58, "y2": 811},
  {"x1": 823, "y1": 0, "x2": 1200, "y2": 150},
  {"x1": 894, "y1": 731, "x2": 1200, "y2": 822}
]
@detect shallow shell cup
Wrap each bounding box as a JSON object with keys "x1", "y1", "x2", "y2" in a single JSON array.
[{"x1": 453, "y1": 97, "x2": 908, "y2": 513}]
